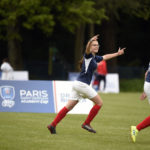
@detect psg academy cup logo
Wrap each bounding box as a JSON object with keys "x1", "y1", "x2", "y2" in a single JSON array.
[{"x1": 0, "y1": 86, "x2": 15, "y2": 108}]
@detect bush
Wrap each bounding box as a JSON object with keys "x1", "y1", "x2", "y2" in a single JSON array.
[{"x1": 120, "y1": 78, "x2": 144, "y2": 92}]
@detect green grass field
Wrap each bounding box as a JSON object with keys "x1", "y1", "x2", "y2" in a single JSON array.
[{"x1": 0, "y1": 92, "x2": 150, "y2": 150}]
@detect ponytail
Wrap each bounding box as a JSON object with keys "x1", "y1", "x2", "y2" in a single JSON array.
[{"x1": 78, "y1": 57, "x2": 84, "y2": 70}]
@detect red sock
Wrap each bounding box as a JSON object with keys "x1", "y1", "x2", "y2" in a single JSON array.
[
  {"x1": 136, "y1": 116, "x2": 150, "y2": 131},
  {"x1": 83, "y1": 104, "x2": 101, "y2": 125},
  {"x1": 51, "y1": 107, "x2": 69, "y2": 127}
]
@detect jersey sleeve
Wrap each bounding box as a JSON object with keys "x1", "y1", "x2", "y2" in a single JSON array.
[{"x1": 95, "y1": 55, "x2": 103, "y2": 62}]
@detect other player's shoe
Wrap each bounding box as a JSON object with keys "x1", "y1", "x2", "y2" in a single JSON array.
[
  {"x1": 47, "y1": 124, "x2": 56, "y2": 134},
  {"x1": 131, "y1": 126, "x2": 138, "y2": 142},
  {"x1": 82, "y1": 124, "x2": 96, "y2": 133}
]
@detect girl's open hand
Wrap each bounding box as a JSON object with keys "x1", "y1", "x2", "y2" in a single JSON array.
[
  {"x1": 118, "y1": 47, "x2": 126, "y2": 56},
  {"x1": 90, "y1": 34, "x2": 99, "y2": 41}
]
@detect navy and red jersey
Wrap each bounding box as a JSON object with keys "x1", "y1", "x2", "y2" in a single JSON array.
[
  {"x1": 146, "y1": 62, "x2": 150, "y2": 82},
  {"x1": 77, "y1": 53, "x2": 103, "y2": 85}
]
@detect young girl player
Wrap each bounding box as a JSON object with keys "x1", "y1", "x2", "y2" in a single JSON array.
[{"x1": 48, "y1": 35, "x2": 125, "y2": 134}]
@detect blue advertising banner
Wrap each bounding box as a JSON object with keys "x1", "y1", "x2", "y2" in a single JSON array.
[{"x1": 0, "y1": 80, "x2": 55, "y2": 113}]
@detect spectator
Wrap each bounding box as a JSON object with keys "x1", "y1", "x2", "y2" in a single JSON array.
[
  {"x1": 93, "y1": 60, "x2": 107, "y2": 91},
  {"x1": 0, "y1": 58, "x2": 14, "y2": 80}
]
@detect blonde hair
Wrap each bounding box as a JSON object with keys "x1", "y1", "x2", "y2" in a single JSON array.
[{"x1": 78, "y1": 57, "x2": 84, "y2": 70}]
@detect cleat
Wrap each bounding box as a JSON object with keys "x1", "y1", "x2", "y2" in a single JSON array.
[
  {"x1": 131, "y1": 126, "x2": 138, "y2": 142},
  {"x1": 47, "y1": 125, "x2": 56, "y2": 134},
  {"x1": 82, "y1": 124, "x2": 96, "y2": 133}
]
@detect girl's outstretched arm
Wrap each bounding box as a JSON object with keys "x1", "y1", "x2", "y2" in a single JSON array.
[{"x1": 102, "y1": 47, "x2": 126, "y2": 60}]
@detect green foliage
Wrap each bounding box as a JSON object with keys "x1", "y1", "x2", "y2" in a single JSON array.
[
  {"x1": 53, "y1": 0, "x2": 107, "y2": 32},
  {"x1": 1, "y1": 0, "x2": 149, "y2": 40},
  {"x1": 0, "y1": 0, "x2": 108, "y2": 39},
  {"x1": 20, "y1": 0, "x2": 55, "y2": 34},
  {"x1": 120, "y1": 78, "x2": 145, "y2": 92},
  {"x1": 0, "y1": 0, "x2": 55, "y2": 40},
  {"x1": 132, "y1": 0, "x2": 150, "y2": 20},
  {"x1": 0, "y1": 93, "x2": 150, "y2": 150},
  {"x1": 95, "y1": 0, "x2": 150, "y2": 20},
  {"x1": 0, "y1": 0, "x2": 150, "y2": 40}
]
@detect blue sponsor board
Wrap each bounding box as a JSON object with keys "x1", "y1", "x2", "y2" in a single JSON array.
[{"x1": 0, "y1": 80, "x2": 55, "y2": 113}]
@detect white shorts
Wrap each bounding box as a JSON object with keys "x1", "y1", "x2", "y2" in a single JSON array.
[
  {"x1": 144, "y1": 81, "x2": 150, "y2": 104},
  {"x1": 70, "y1": 81, "x2": 97, "y2": 101}
]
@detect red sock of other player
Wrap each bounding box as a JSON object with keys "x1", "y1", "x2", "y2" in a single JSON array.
[
  {"x1": 51, "y1": 107, "x2": 69, "y2": 127},
  {"x1": 83, "y1": 104, "x2": 101, "y2": 125},
  {"x1": 136, "y1": 116, "x2": 150, "y2": 131}
]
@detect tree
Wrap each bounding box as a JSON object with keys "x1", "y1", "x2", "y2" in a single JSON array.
[
  {"x1": 0, "y1": 0, "x2": 107, "y2": 71},
  {"x1": 51, "y1": 0, "x2": 107, "y2": 71},
  {"x1": 0, "y1": 0, "x2": 55, "y2": 69},
  {"x1": 94, "y1": 0, "x2": 150, "y2": 72}
]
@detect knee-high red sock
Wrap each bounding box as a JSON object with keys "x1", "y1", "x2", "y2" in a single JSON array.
[
  {"x1": 83, "y1": 104, "x2": 101, "y2": 125},
  {"x1": 51, "y1": 107, "x2": 69, "y2": 127},
  {"x1": 136, "y1": 116, "x2": 150, "y2": 131}
]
